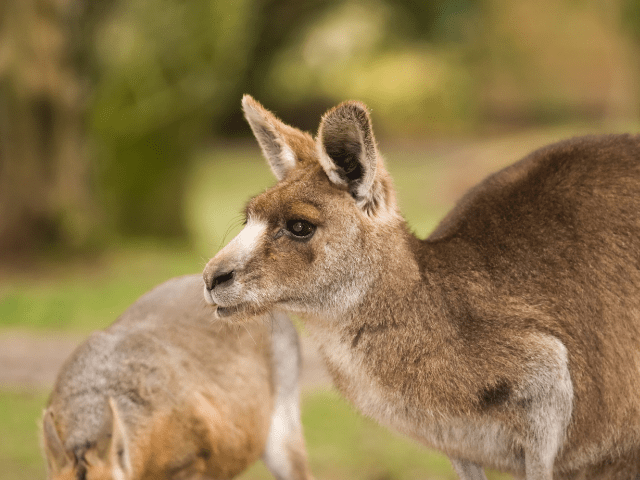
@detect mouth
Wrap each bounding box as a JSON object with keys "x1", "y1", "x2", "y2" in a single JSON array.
[
  {"x1": 215, "y1": 300, "x2": 271, "y2": 321},
  {"x1": 203, "y1": 286, "x2": 267, "y2": 319},
  {"x1": 215, "y1": 303, "x2": 249, "y2": 318}
]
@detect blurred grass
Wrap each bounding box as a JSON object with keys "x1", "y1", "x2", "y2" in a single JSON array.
[
  {"x1": 240, "y1": 391, "x2": 511, "y2": 480},
  {"x1": 185, "y1": 143, "x2": 453, "y2": 257},
  {"x1": 0, "y1": 391, "x2": 48, "y2": 480},
  {"x1": 0, "y1": 243, "x2": 199, "y2": 333}
]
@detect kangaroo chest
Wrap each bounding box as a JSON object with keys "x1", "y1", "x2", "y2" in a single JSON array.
[{"x1": 307, "y1": 324, "x2": 526, "y2": 475}]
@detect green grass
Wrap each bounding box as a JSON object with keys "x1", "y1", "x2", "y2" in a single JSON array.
[
  {"x1": 0, "y1": 242, "x2": 199, "y2": 333},
  {"x1": 297, "y1": 392, "x2": 456, "y2": 480},
  {"x1": 0, "y1": 391, "x2": 48, "y2": 480},
  {"x1": 185, "y1": 145, "x2": 278, "y2": 257},
  {"x1": 239, "y1": 391, "x2": 512, "y2": 480},
  {"x1": 384, "y1": 148, "x2": 451, "y2": 238},
  {"x1": 2, "y1": 389, "x2": 511, "y2": 480}
]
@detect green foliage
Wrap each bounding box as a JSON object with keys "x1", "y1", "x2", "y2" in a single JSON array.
[
  {"x1": 263, "y1": 1, "x2": 479, "y2": 136},
  {"x1": 80, "y1": 0, "x2": 640, "y2": 242},
  {"x1": 83, "y1": 0, "x2": 489, "y2": 240},
  {"x1": 90, "y1": 0, "x2": 256, "y2": 237},
  {"x1": 622, "y1": 0, "x2": 640, "y2": 40}
]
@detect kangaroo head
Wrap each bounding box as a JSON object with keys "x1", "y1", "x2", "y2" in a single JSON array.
[
  {"x1": 43, "y1": 394, "x2": 235, "y2": 480},
  {"x1": 42, "y1": 398, "x2": 132, "y2": 480},
  {"x1": 203, "y1": 96, "x2": 406, "y2": 320}
]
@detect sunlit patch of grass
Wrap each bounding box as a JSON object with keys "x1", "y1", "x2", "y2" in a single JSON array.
[
  {"x1": 384, "y1": 148, "x2": 451, "y2": 238},
  {"x1": 300, "y1": 391, "x2": 455, "y2": 480}
]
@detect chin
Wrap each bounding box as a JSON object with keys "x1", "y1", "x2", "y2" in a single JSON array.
[{"x1": 213, "y1": 302, "x2": 273, "y2": 323}]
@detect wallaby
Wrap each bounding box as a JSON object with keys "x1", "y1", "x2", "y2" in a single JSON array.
[
  {"x1": 42, "y1": 274, "x2": 312, "y2": 480},
  {"x1": 203, "y1": 96, "x2": 640, "y2": 479}
]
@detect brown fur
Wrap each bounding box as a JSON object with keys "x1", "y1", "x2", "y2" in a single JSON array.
[
  {"x1": 42, "y1": 274, "x2": 312, "y2": 480},
  {"x1": 203, "y1": 96, "x2": 640, "y2": 479}
]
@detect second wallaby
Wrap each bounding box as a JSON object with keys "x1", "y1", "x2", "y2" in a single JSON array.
[
  {"x1": 203, "y1": 96, "x2": 640, "y2": 479},
  {"x1": 43, "y1": 274, "x2": 312, "y2": 480}
]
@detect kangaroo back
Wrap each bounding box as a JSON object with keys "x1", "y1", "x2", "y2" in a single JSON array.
[{"x1": 42, "y1": 274, "x2": 312, "y2": 480}]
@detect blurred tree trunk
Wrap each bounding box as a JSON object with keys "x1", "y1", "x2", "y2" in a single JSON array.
[{"x1": 0, "y1": 0, "x2": 95, "y2": 257}]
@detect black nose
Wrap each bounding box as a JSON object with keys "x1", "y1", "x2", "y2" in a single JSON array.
[{"x1": 210, "y1": 270, "x2": 234, "y2": 289}]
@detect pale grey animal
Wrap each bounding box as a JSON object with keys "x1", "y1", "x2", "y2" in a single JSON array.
[{"x1": 43, "y1": 274, "x2": 312, "y2": 480}]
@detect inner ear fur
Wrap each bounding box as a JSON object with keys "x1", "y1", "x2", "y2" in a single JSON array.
[
  {"x1": 242, "y1": 95, "x2": 314, "y2": 181},
  {"x1": 317, "y1": 101, "x2": 388, "y2": 213},
  {"x1": 107, "y1": 397, "x2": 132, "y2": 473}
]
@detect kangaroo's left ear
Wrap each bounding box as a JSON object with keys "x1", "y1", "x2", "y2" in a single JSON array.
[
  {"x1": 317, "y1": 101, "x2": 396, "y2": 217},
  {"x1": 242, "y1": 95, "x2": 315, "y2": 181}
]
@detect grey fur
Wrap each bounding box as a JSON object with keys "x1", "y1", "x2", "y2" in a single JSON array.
[{"x1": 43, "y1": 275, "x2": 312, "y2": 480}]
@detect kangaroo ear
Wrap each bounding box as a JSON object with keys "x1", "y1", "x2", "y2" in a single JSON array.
[
  {"x1": 107, "y1": 397, "x2": 131, "y2": 474},
  {"x1": 42, "y1": 409, "x2": 73, "y2": 474},
  {"x1": 191, "y1": 391, "x2": 224, "y2": 440},
  {"x1": 242, "y1": 95, "x2": 313, "y2": 181},
  {"x1": 87, "y1": 398, "x2": 132, "y2": 475},
  {"x1": 318, "y1": 101, "x2": 393, "y2": 216}
]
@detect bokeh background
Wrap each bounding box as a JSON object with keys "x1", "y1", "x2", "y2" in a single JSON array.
[{"x1": 1, "y1": 0, "x2": 640, "y2": 478}]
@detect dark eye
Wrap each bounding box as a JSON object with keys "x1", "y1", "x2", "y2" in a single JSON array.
[{"x1": 286, "y1": 219, "x2": 316, "y2": 239}]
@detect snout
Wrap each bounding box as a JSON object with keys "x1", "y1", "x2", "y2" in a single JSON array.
[
  {"x1": 203, "y1": 258, "x2": 237, "y2": 306},
  {"x1": 202, "y1": 218, "x2": 267, "y2": 311},
  {"x1": 203, "y1": 255, "x2": 263, "y2": 319},
  {"x1": 203, "y1": 262, "x2": 235, "y2": 291}
]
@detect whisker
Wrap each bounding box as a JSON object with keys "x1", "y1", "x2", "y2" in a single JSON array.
[
  {"x1": 242, "y1": 322, "x2": 257, "y2": 346},
  {"x1": 218, "y1": 215, "x2": 246, "y2": 250}
]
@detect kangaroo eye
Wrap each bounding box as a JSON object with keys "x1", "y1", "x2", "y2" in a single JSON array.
[{"x1": 286, "y1": 219, "x2": 315, "y2": 239}]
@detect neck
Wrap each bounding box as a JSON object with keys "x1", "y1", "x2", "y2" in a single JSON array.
[
  {"x1": 302, "y1": 221, "x2": 487, "y2": 402},
  {"x1": 301, "y1": 227, "x2": 473, "y2": 432},
  {"x1": 313, "y1": 216, "x2": 426, "y2": 322}
]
